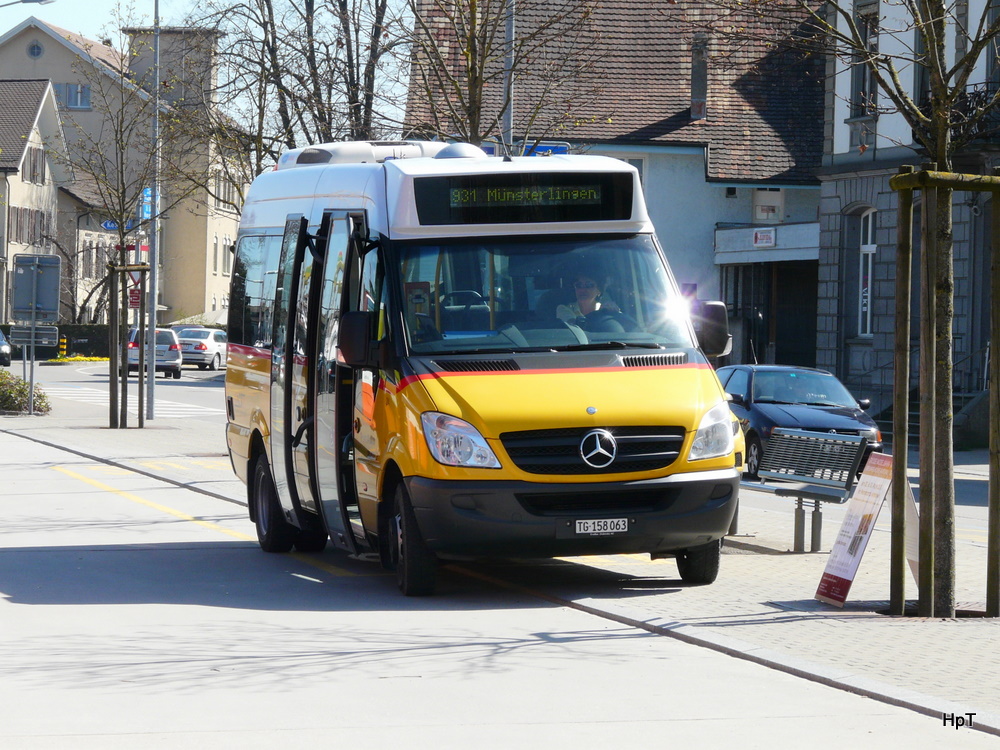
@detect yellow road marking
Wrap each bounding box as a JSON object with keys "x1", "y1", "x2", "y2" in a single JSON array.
[
  {"x1": 140, "y1": 461, "x2": 189, "y2": 471},
  {"x1": 190, "y1": 459, "x2": 231, "y2": 470},
  {"x1": 52, "y1": 465, "x2": 365, "y2": 577},
  {"x1": 54, "y1": 466, "x2": 255, "y2": 542}
]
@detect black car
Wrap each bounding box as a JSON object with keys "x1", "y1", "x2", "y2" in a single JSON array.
[
  {"x1": 715, "y1": 364, "x2": 883, "y2": 478},
  {"x1": 0, "y1": 329, "x2": 11, "y2": 367}
]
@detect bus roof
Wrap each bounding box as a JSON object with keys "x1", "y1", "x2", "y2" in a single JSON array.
[{"x1": 240, "y1": 142, "x2": 652, "y2": 239}]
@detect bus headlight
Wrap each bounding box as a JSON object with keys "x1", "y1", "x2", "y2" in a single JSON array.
[
  {"x1": 689, "y1": 402, "x2": 735, "y2": 461},
  {"x1": 421, "y1": 412, "x2": 502, "y2": 469}
]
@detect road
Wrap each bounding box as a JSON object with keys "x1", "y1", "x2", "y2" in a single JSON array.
[
  {"x1": 1, "y1": 358, "x2": 997, "y2": 747},
  {"x1": 28, "y1": 357, "x2": 228, "y2": 423}
]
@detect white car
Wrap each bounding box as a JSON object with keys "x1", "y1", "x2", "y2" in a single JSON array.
[
  {"x1": 178, "y1": 328, "x2": 227, "y2": 370},
  {"x1": 128, "y1": 328, "x2": 183, "y2": 379}
]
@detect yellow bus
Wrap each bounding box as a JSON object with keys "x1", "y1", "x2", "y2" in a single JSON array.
[{"x1": 225, "y1": 140, "x2": 743, "y2": 595}]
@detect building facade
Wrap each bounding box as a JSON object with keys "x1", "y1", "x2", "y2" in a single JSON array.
[
  {"x1": 403, "y1": 0, "x2": 825, "y2": 366},
  {"x1": 818, "y1": 0, "x2": 994, "y2": 433},
  {"x1": 0, "y1": 18, "x2": 239, "y2": 325},
  {"x1": 0, "y1": 79, "x2": 68, "y2": 321}
]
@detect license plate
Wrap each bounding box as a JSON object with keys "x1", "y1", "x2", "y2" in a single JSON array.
[{"x1": 575, "y1": 518, "x2": 628, "y2": 535}]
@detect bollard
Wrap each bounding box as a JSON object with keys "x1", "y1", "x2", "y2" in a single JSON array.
[{"x1": 59, "y1": 335, "x2": 67, "y2": 358}]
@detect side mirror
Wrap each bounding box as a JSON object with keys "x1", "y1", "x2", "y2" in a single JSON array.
[
  {"x1": 695, "y1": 300, "x2": 732, "y2": 358},
  {"x1": 858, "y1": 398, "x2": 871, "y2": 410},
  {"x1": 338, "y1": 311, "x2": 374, "y2": 367},
  {"x1": 729, "y1": 392, "x2": 747, "y2": 407}
]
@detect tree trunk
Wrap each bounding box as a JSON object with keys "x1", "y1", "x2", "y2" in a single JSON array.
[{"x1": 933, "y1": 184, "x2": 956, "y2": 617}]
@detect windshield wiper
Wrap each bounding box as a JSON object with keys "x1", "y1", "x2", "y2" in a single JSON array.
[
  {"x1": 556, "y1": 341, "x2": 663, "y2": 352},
  {"x1": 450, "y1": 346, "x2": 557, "y2": 355}
]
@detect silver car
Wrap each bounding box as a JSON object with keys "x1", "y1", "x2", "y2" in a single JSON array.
[
  {"x1": 127, "y1": 328, "x2": 183, "y2": 379},
  {"x1": 178, "y1": 328, "x2": 227, "y2": 370}
]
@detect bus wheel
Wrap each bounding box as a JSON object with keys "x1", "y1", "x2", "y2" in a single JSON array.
[
  {"x1": 252, "y1": 454, "x2": 295, "y2": 553},
  {"x1": 294, "y1": 528, "x2": 328, "y2": 553},
  {"x1": 392, "y1": 484, "x2": 436, "y2": 596},
  {"x1": 675, "y1": 539, "x2": 721, "y2": 585}
]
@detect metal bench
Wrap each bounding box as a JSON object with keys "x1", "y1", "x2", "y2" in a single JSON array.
[{"x1": 740, "y1": 428, "x2": 869, "y2": 552}]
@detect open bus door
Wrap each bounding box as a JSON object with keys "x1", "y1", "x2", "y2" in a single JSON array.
[
  {"x1": 272, "y1": 211, "x2": 361, "y2": 553},
  {"x1": 311, "y1": 211, "x2": 366, "y2": 552}
]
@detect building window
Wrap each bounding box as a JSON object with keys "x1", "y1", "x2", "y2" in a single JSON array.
[
  {"x1": 27, "y1": 40, "x2": 43, "y2": 59},
  {"x1": 7, "y1": 206, "x2": 50, "y2": 247},
  {"x1": 213, "y1": 235, "x2": 219, "y2": 274},
  {"x1": 851, "y1": 7, "x2": 878, "y2": 118},
  {"x1": 53, "y1": 83, "x2": 92, "y2": 110},
  {"x1": 858, "y1": 209, "x2": 876, "y2": 337},
  {"x1": 24, "y1": 146, "x2": 45, "y2": 185},
  {"x1": 222, "y1": 235, "x2": 232, "y2": 275}
]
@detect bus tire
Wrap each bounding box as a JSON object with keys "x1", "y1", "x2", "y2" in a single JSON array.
[
  {"x1": 252, "y1": 454, "x2": 296, "y2": 553},
  {"x1": 294, "y1": 528, "x2": 328, "y2": 553},
  {"x1": 676, "y1": 539, "x2": 721, "y2": 585},
  {"x1": 392, "y1": 484, "x2": 436, "y2": 596}
]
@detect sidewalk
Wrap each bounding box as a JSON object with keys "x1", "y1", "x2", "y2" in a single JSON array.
[{"x1": 2, "y1": 409, "x2": 999, "y2": 737}]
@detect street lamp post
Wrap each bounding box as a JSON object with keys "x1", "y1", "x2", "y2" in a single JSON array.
[{"x1": 145, "y1": 0, "x2": 161, "y2": 420}]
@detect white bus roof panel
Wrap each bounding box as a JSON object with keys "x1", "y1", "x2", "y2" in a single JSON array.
[{"x1": 240, "y1": 145, "x2": 652, "y2": 239}]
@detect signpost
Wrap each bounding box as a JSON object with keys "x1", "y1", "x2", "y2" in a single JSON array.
[
  {"x1": 11, "y1": 254, "x2": 62, "y2": 415},
  {"x1": 9, "y1": 325, "x2": 59, "y2": 347},
  {"x1": 816, "y1": 453, "x2": 897, "y2": 607},
  {"x1": 100, "y1": 219, "x2": 137, "y2": 232}
]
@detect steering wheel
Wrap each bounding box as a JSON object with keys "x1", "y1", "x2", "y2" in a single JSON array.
[{"x1": 582, "y1": 308, "x2": 638, "y2": 333}]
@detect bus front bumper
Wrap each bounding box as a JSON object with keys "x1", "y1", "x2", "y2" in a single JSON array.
[{"x1": 404, "y1": 468, "x2": 739, "y2": 560}]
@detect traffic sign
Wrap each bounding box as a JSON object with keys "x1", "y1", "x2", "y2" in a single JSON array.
[
  {"x1": 11, "y1": 254, "x2": 61, "y2": 322},
  {"x1": 9, "y1": 325, "x2": 59, "y2": 347},
  {"x1": 100, "y1": 219, "x2": 137, "y2": 232},
  {"x1": 128, "y1": 288, "x2": 142, "y2": 308}
]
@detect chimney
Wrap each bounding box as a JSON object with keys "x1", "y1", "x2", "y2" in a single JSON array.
[{"x1": 691, "y1": 33, "x2": 708, "y2": 120}]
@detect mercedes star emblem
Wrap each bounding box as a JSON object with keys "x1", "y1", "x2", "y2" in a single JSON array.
[{"x1": 580, "y1": 429, "x2": 617, "y2": 469}]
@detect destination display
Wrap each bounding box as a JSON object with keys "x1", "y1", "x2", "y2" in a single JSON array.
[{"x1": 414, "y1": 172, "x2": 633, "y2": 225}]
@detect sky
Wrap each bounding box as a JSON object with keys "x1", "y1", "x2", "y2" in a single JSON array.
[{"x1": 0, "y1": 0, "x2": 190, "y2": 42}]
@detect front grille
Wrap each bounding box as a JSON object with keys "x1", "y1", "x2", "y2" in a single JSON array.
[{"x1": 500, "y1": 426, "x2": 685, "y2": 475}]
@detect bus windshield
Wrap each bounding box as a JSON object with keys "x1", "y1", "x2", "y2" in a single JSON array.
[{"x1": 393, "y1": 235, "x2": 697, "y2": 355}]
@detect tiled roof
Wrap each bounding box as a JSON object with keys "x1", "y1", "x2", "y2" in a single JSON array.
[
  {"x1": 43, "y1": 21, "x2": 124, "y2": 71},
  {"x1": 405, "y1": 1, "x2": 823, "y2": 184},
  {"x1": 0, "y1": 79, "x2": 48, "y2": 170}
]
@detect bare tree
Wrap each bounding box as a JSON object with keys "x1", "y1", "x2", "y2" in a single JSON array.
[
  {"x1": 55, "y1": 14, "x2": 197, "y2": 427},
  {"x1": 402, "y1": 0, "x2": 608, "y2": 149},
  {"x1": 177, "y1": 0, "x2": 408, "y2": 199},
  {"x1": 686, "y1": 0, "x2": 1000, "y2": 617}
]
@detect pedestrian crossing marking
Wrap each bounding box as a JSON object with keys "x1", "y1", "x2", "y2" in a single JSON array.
[{"x1": 42, "y1": 385, "x2": 225, "y2": 419}]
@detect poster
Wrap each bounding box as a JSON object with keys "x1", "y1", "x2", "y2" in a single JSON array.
[{"x1": 815, "y1": 452, "x2": 893, "y2": 607}]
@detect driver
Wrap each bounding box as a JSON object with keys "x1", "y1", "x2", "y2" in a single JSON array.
[{"x1": 556, "y1": 272, "x2": 618, "y2": 322}]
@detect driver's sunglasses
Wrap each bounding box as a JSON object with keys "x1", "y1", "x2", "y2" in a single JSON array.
[{"x1": 574, "y1": 281, "x2": 596, "y2": 289}]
